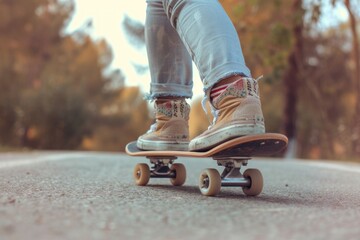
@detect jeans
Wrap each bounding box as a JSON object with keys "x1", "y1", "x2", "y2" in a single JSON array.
[{"x1": 146, "y1": 0, "x2": 251, "y2": 99}]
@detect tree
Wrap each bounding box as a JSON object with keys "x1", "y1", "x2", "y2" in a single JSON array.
[
  {"x1": 306, "y1": 0, "x2": 360, "y2": 157},
  {"x1": 343, "y1": 0, "x2": 360, "y2": 156},
  {"x1": 0, "y1": 0, "x2": 74, "y2": 145},
  {"x1": 123, "y1": 15, "x2": 145, "y2": 48},
  {"x1": 0, "y1": 0, "x2": 116, "y2": 149},
  {"x1": 282, "y1": 0, "x2": 304, "y2": 158},
  {"x1": 298, "y1": 25, "x2": 353, "y2": 159},
  {"x1": 20, "y1": 34, "x2": 114, "y2": 149},
  {"x1": 82, "y1": 87, "x2": 151, "y2": 151}
]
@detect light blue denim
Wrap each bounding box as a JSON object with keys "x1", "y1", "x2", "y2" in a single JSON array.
[{"x1": 146, "y1": 0, "x2": 251, "y2": 99}]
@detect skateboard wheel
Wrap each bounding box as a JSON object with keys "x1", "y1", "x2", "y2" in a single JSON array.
[
  {"x1": 242, "y1": 168, "x2": 263, "y2": 196},
  {"x1": 198, "y1": 168, "x2": 221, "y2": 196},
  {"x1": 170, "y1": 163, "x2": 186, "y2": 186},
  {"x1": 133, "y1": 163, "x2": 150, "y2": 186}
]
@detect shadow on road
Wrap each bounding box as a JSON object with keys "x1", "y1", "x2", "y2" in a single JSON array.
[
  {"x1": 147, "y1": 184, "x2": 307, "y2": 206},
  {"x1": 150, "y1": 184, "x2": 200, "y2": 194}
]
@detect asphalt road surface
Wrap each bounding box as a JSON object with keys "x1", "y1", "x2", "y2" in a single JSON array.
[{"x1": 1, "y1": 152, "x2": 360, "y2": 240}]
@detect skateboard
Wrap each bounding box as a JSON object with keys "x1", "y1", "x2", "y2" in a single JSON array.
[{"x1": 125, "y1": 133, "x2": 288, "y2": 196}]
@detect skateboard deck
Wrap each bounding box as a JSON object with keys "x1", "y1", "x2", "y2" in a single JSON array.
[
  {"x1": 126, "y1": 133, "x2": 288, "y2": 197},
  {"x1": 126, "y1": 133, "x2": 288, "y2": 158}
]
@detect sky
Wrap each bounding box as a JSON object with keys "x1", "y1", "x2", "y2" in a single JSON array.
[{"x1": 67, "y1": 0, "x2": 350, "y2": 100}]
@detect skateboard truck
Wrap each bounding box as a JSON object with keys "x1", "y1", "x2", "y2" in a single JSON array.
[
  {"x1": 215, "y1": 158, "x2": 251, "y2": 187},
  {"x1": 199, "y1": 157, "x2": 263, "y2": 196},
  {"x1": 133, "y1": 157, "x2": 187, "y2": 186},
  {"x1": 148, "y1": 157, "x2": 177, "y2": 179}
]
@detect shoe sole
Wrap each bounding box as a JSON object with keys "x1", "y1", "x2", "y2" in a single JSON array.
[
  {"x1": 189, "y1": 124, "x2": 265, "y2": 151},
  {"x1": 137, "y1": 139, "x2": 189, "y2": 151}
]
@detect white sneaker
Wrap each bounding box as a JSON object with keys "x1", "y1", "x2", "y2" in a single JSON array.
[
  {"x1": 137, "y1": 99, "x2": 190, "y2": 151},
  {"x1": 189, "y1": 78, "x2": 265, "y2": 151}
]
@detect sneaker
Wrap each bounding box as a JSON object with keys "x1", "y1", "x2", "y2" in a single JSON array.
[
  {"x1": 137, "y1": 99, "x2": 190, "y2": 151},
  {"x1": 189, "y1": 77, "x2": 265, "y2": 151}
]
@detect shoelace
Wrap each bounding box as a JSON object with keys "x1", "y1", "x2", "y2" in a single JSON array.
[
  {"x1": 147, "y1": 122, "x2": 158, "y2": 133},
  {"x1": 147, "y1": 101, "x2": 159, "y2": 133}
]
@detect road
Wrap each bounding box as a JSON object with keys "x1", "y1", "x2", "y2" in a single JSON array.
[{"x1": 1, "y1": 152, "x2": 360, "y2": 240}]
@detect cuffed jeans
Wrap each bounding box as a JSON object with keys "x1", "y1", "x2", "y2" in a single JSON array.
[{"x1": 146, "y1": 0, "x2": 251, "y2": 99}]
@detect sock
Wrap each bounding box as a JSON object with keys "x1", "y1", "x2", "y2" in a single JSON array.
[{"x1": 210, "y1": 83, "x2": 231, "y2": 101}]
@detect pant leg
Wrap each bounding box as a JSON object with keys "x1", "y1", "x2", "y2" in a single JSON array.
[
  {"x1": 146, "y1": 0, "x2": 193, "y2": 99},
  {"x1": 162, "y1": 0, "x2": 251, "y2": 91}
]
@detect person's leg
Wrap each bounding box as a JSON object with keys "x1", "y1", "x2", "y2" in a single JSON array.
[
  {"x1": 145, "y1": 0, "x2": 193, "y2": 100},
  {"x1": 162, "y1": 0, "x2": 265, "y2": 151},
  {"x1": 162, "y1": 0, "x2": 251, "y2": 89},
  {"x1": 137, "y1": 0, "x2": 192, "y2": 151}
]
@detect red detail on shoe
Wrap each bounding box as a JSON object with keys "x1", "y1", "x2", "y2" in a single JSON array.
[
  {"x1": 165, "y1": 102, "x2": 172, "y2": 109},
  {"x1": 210, "y1": 84, "x2": 230, "y2": 100},
  {"x1": 234, "y1": 79, "x2": 245, "y2": 89}
]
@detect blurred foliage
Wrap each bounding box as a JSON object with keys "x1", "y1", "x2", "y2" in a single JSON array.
[
  {"x1": 123, "y1": 15, "x2": 145, "y2": 49},
  {"x1": 82, "y1": 87, "x2": 151, "y2": 151},
  {"x1": 0, "y1": 0, "x2": 150, "y2": 151}
]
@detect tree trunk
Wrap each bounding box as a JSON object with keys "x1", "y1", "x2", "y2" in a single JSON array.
[
  {"x1": 344, "y1": 0, "x2": 360, "y2": 157},
  {"x1": 283, "y1": 0, "x2": 304, "y2": 158}
]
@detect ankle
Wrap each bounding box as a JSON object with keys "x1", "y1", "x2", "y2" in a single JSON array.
[
  {"x1": 213, "y1": 75, "x2": 244, "y2": 89},
  {"x1": 210, "y1": 75, "x2": 245, "y2": 102},
  {"x1": 156, "y1": 97, "x2": 186, "y2": 104},
  {"x1": 154, "y1": 97, "x2": 190, "y2": 121}
]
